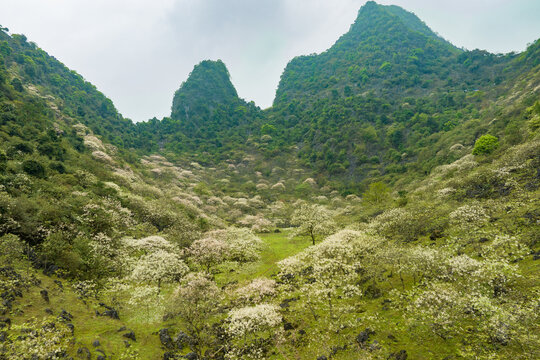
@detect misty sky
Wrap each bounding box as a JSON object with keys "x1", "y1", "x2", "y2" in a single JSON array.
[{"x1": 1, "y1": 0, "x2": 539, "y2": 122}]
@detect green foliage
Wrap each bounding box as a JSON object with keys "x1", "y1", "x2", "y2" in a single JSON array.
[
  {"x1": 40, "y1": 232, "x2": 83, "y2": 275},
  {"x1": 22, "y1": 159, "x2": 46, "y2": 178},
  {"x1": 10, "y1": 78, "x2": 23, "y2": 92},
  {"x1": 0, "y1": 8, "x2": 539, "y2": 359},
  {"x1": 472, "y1": 134, "x2": 499, "y2": 155},
  {"x1": 362, "y1": 182, "x2": 391, "y2": 205},
  {"x1": 0, "y1": 233, "x2": 24, "y2": 264}
]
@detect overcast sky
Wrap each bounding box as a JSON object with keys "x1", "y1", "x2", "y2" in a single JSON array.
[{"x1": 1, "y1": 0, "x2": 539, "y2": 121}]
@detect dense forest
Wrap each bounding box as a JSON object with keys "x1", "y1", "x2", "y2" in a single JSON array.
[{"x1": 0, "y1": 1, "x2": 539, "y2": 359}]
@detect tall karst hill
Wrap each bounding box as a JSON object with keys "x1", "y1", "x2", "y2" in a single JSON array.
[
  {"x1": 273, "y1": 1, "x2": 512, "y2": 105},
  {"x1": 2, "y1": 1, "x2": 539, "y2": 196},
  {"x1": 171, "y1": 59, "x2": 240, "y2": 120},
  {"x1": 263, "y1": 1, "x2": 539, "y2": 192},
  {"x1": 0, "y1": 28, "x2": 138, "y2": 150},
  {"x1": 136, "y1": 60, "x2": 264, "y2": 162}
]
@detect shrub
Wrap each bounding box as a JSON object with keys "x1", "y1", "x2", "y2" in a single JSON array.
[
  {"x1": 362, "y1": 182, "x2": 391, "y2": 205},
  {"x1": 0, "y1": 233, "x2": 25, "y2": 264},
  {"x1": 370, "y1": 207, "x2": 435, "y2": 242},
  {"x1": 472, "y1": 134, "x2": 499, "y2": 155},
  {"x1": 49, "y1": 161, "x2": 66, "y2": 174},
  {"x1": 22, "y1": 159, "x2": 46, "y2": 178}
]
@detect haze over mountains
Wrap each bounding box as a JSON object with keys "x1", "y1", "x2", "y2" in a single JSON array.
[
  {"x1": 0, "y1": 1, "x2": 539, "y2": 359},
  {"x1": 2, "y1": 1, "x2": 539, "y2": 188},
  {"x1": 2, "y1": 0, "x2": 540, "y2": 121}
]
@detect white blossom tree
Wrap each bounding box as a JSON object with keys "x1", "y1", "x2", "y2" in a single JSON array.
[
  {"x1": 290, "y1": 203, "x2": 336, "y2": 245},
  {"x1": 130, "y1": 250, "x2": 188, "y2": 290},
  {"x1": 189, "y1": 236, "x2": 229, "y2": 272},
  {"x1": 170, "y1": 272, "x2": 223, "y2": 357},
  {"x1": 225, "y1": 303, "x2": 282, "y2": 359},
  {"x1": 189, "y1": 228, "x2": 263, "y2": 273},
  {"x1": 122, "y1": 235, "x2": 188, "y2": 291}
]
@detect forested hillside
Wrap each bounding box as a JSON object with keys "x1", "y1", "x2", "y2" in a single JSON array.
[{"x1": 0, "y1": 1, "x2": 539, "y2": 359}]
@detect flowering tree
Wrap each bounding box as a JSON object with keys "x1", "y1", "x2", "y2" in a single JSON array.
[
  {"x1": 235, "y1": 278, "x2": 276, "y2": 305},
  {"x1": 130, "y1": 250, "x2": 188, "y2": 290},
  {"x1": 225, "y1": 304, "x2": 282, "y2": 359},
  {"x1": 290, "y1": 203, "x2": 335, "y2": 245},
  {"x1": 170, "y1": 272, "x2": 223, "y2": 357},
  {"x1": 279, "y1": 230, "x2": 366, "y2": 321},
  {"x1": 122, "y1": 235, "x2": 188, "y2": 290},
  {"x1": 189, "y1": 236, "x2": 229, "y2": 272},
  {"x1": 222, "y1": 228, "x2": 263, "y2": 262},
  {"x1": 189, "y1": 228, "x2": 263, "y2": 272}
]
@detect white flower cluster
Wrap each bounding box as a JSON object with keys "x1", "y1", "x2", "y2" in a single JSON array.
[
  {"x1": 483, "y1": 234, "x2": 529, "y2": 262},
  {"x1": 189, "y1": 228, "x2": 263, "y2": 270},
  {"x1": 277, "y1": 230, "x2": 372, "y2": 319},
  {"x1": 235, "y1": 278, "x2": 277, "y2": 304},
  {"x1": 80, "y1": 198, "x2": 133, "y2": 231},
  {"x1": 449, "y1": 203, "x2": 489, "y2": 228},
  {"x1": 130, "y1": 249, "x2": 188, "y2": 283},
  {"x1": 91, "y1": 150, "x2": 114, "y2": 164},
  {"x1": 432, "y1": 154, "x2": 478, "y2": 178},
  {"x1": 123, "y1": 235, "x2": 176, "y2": 252},
  {"x1": 122, "y1": 235, "x2": 188, "y2": 286},
  {"x1": 4, "y1": 318, "x2": 72, "y2": 359},
  {"x1": 238, "y1": 214, "x2": 274, "y2": 233},
  {"x1": 226, "y1": 304, "x2": 282, "y2": 338},
  {"x1": 279, "y1": 230, "x2": 382, "y2": 276},
  {"x1": 437, "y1": 187, "x2": 456, "y2": 198},
  {"x1": 89, "y1": 233, "x2": 118, "y2": 259},
  {"x1": 441, "y1": 254, "x2": 482, "y2": 281}
]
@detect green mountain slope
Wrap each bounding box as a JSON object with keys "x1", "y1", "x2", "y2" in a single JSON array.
[
  {"x1": 276, "y1": 1, "x2": 460, "y2": 104},
  {"x1": 0, "y1": 3, "x2": 539, "y2": 359},
  {"x1": 262, "y1": 1, "x2": 536, "y2": 192},
  {"x1": 0, "y1": 30, "x2": 138, "y2": 149},
  {"x1": 171, "y1": 60, "x2": 240, "y2": 120},
  {"x1": 136, "y1": 60, "x2": 263, "y2": 162}
]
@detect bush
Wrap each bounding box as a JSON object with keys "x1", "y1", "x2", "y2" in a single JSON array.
[
  {"x1": 362, "y1": 182, "x2": 390, "y2": 205},
  {"x1": 49, "y1": 161, "x2": 66, "y2": 174},
  {"x1": 472, "y1": 134, "x2": 499, "y2": 155},
  {"x1": 0, "y1": 233, "x2": 25, "y2": 264},
  {"x1": 10, "y1": 78, "x2": 23, "y2": 92},
  {"x1": 370, "y1": 206, "x2": 439, "y2": 242},
  {"x1": 7, "y1": 142, "x2": 33, "y2": 157},
  {"x1": 22, "y1": 159, "x2": 46, "y2": 178}
]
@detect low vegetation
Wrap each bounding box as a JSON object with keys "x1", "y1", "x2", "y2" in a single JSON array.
[{"x1": 0, "y1": 1, "x2": 539, "y2": 359}]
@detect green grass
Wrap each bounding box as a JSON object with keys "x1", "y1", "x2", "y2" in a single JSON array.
[
  {"x1": 215, "y1": 229, "x2": 311, "y2": 285},
  {"x1": 4, "y1": 263, "x2": 165, "y2": 359},
  {"x1": 4, "y1": 229, "x2": 310, "y2": 359}
]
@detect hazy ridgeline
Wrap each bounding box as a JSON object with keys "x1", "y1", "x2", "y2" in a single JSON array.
[{"x1": 0, "y1": 2, "x2": 539, "y2": 359}]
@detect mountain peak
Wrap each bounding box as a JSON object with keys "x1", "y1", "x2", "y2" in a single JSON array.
[
  {"x1": 171, "y1": 59, "x2": 239, "y2": 120},
  {"x1": 349, "y1": 1, "x2": 446, "y2": 43},
  {"x1": 274, "y1": 2, "x2": 458, "y2": 105}
]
